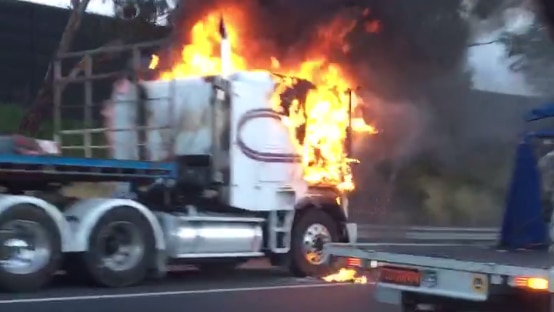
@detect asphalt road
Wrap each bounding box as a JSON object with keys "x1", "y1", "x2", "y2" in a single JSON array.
[{"x1": 0, "y1": 260, "x2": 395, "y2": 312}]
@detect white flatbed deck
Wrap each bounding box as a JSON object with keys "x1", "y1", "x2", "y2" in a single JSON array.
[{"x1": 325, "y1": 243, "x2": 554, "y2": 277}]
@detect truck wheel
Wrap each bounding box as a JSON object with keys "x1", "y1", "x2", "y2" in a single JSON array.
[
  {"x1": 78, "y1": 206, "x2": 155, "y2": 288},
  {"x1": 289, "y1": 209, "x2": 339, "y2": 277},
  {"x1": 0, "y1": 204, "x2": 62, "y2": 292}
]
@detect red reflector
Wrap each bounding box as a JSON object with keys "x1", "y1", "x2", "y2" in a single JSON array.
[{"x1": 346, "y1": 257, "x2": 362, "y2": 267}]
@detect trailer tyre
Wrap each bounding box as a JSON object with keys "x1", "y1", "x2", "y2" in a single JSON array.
[
  {"x1": 79, "y1": 206, "x2": 155, "y2": 288},
  {"x1": 289, "y1": 209, "x2": 339, "y2": 277},
  {"x1": 0, "y1": 204, "x2": 62, "y2": 292}
]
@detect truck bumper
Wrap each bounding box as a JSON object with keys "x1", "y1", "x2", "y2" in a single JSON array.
[{"x1": 345, "y1": 222, "x2": 357, "y2": 243}]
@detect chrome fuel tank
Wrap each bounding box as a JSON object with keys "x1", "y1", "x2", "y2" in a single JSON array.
[{"x1": 159, "y1": 211, "x2": 265, "y2": 258}]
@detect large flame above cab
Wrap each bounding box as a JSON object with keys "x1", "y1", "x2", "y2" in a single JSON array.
[{"x1": 149, "y1": 6, "x2": 377, "y2": 192}]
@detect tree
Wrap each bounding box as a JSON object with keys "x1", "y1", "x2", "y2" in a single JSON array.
[
  {"x1": 107, "y1": 0, "x2": 172, "y2": 23},
  {"x1": 499, "y1": 19, "x2": 554, "y2": 96},
  {"x1": 492, "y1": 0, "x2": 554, "y2": 97},
  {"x1": 18, "y1": 0, "x2": 175, "y2": 135}
]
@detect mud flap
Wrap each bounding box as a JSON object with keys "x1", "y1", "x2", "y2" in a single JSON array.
[
  {"x1": 0, "y1": 229, "x2": 12, "y2": 264},
  {"x1": 345, "y1": 222, "x2": 357, "y2": 243},
  {"x1": 149, "y1": 248, "x2": 168, "y2": 280},
  {"x1": 500, "y1": 140, "x2": 547, "y2": 249}
]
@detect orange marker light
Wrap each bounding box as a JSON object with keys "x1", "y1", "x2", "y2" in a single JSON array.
[{"x1": 513, "y1": 277, "x2": 549, "y2": 291}]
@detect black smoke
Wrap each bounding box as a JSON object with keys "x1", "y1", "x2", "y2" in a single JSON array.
[{"x1": 167, "y1": 0, "x2": 533, "y2": 226}]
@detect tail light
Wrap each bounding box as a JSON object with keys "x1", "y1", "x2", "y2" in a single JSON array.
[
  {"x1": 512, "y1": 276, "x2": 549, "y2": 291},
  {"x1": 346, "y1": 257, "x2": 362, "y2": 267}
]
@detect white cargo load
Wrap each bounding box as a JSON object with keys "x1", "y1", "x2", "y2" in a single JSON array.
[
  {"x1": 105, "y1": 71, "x2": 306, "y2": 211},
  {"x1": 108, "y1": 71, "x2": 277, "y2": 161}
]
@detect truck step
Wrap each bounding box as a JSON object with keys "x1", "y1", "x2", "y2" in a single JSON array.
[
  {"x1": 171, "y1": 252, "x2": 265, "y2": 259},
  {"x1": 175, "y1": 207, "x2": 265, "y2": 223},
  {"x1": 179, "y1": 215, "x2": 265, "y2": 223}
]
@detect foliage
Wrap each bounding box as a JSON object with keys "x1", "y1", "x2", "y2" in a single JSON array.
[
  {"x1": 0, "y1": 104, "x2": 106, "y2": 158},
  {"x1": 499, "y1": 21, "x2": 554, "y2": 96},
  {"x1": 102, "y1": 0, "x2": 172, "y2": 23}
]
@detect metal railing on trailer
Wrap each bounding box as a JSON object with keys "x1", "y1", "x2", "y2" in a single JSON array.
[
  {"x1": 0, "y1": 40, "x2": 186, "y2": 184},
  {"x1": 51, "y1": 39, "x2": 176, "y2": 160}
]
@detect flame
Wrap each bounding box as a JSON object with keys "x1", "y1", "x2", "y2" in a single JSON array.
[
  {"x1": 151, "y1": 6, "x2": 377, "y2": 192},
  {"x1": 149, "y1": 54, "x2": 159, "y2": 69},
  {"x1": 322, "y1": 268, "x2": 368, "y2": 284}
]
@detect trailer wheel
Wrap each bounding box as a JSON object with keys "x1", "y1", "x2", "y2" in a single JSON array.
[
  {"x1": 78, "y1": 206, "x2": 155, "y2": 288},
  {"x1": 0, "y1": 204, "x2": 62, "y2": 292},
  {"x1": 288, "y1": 209, "x2": 339, "y2": 277}
]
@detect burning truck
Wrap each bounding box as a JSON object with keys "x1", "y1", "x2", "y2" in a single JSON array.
[
  {"x1": 0, "y1": 7, "x2": 376, "y2": 292},
  {"x1": 95, "y1": 10, "x2": 377, "y2": 281}
]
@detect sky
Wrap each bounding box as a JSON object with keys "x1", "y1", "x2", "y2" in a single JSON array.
[
  {"x1": 19, "y1": 0, "x2": 539, "y2": 96},
  {"x1": 21, "y1": 0, "x2": 114, "y2": 16}
]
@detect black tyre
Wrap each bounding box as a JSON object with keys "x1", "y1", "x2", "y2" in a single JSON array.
[
  {"x1": 288, "y1": 209, "x2": 340, "y2": 277},
  {"x1": 0, "y1": 204, "x2": 62, "y2": 292},
  {"x1": 71, "y1": 206, "x2": 155, "y2": 288}
]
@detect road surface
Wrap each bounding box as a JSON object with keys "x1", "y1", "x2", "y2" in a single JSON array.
[{"x1": 0, "y1": 260, "x2": 394, "y2": 312}]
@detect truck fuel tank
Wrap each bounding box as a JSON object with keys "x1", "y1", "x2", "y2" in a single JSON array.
[{"x1": 159, "y1": 211, "x2": 265, "y2": 258}]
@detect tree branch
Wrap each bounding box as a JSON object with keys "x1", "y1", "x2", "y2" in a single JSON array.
[
  {"x1": 19, "y1": 0, "x2": 92, "y2": 134},
  {"x1": 467, "y1": 40, "x2": 500, "y2": 48}
]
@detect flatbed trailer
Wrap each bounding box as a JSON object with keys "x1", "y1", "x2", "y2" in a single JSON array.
[
  {"x1": 324, "y1": 103, "x2": 554, "y2": 312},
  {"x1": 326, "y1": 242, "x2": 554, "y2": 311}
]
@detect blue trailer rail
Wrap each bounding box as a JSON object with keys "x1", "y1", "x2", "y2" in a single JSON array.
[{"x1": 0, "y1": 154, "x2": 176, "y2": 183}]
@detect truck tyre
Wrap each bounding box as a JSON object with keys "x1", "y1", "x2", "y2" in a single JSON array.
[
  {"x1": 288, "y1": 209, "x2": 339, "y2": 277},
  {"x1": 0, "y1": 204, "x2": 62, "y2": 292},
  {"x1": 75, "y1": 206, "x2": 155, "y2": 288}
]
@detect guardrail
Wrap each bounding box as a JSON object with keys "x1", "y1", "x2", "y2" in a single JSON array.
[{"x1": 357, "y1": 224, "x2": 499, "y2": 242}]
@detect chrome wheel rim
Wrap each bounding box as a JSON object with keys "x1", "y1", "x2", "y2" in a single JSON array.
[
  {"x1": 0, "y1": 220, "x2": 52, "y2": 275},
  {"x1": 302, "y1": 223, "x2": 331, "y2": 265},
  {"x1": 98, "y1": 221, "x2": 144, "y2": 272}
]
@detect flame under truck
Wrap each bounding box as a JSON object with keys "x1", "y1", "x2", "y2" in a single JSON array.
[
  {"x1": 325, "y1": 103, "x2": 554, "y2": 312},
  {"x1": 0, "y1": 41, "x2": 357, "y2": 292}
]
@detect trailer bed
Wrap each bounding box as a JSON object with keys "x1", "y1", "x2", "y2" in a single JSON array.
[
  {"x1": 0, "y1": 153, "x2": 176, "y2": 183},
  {"x1": 326, "y1": 243, "x2": 554, "y2": 275}
]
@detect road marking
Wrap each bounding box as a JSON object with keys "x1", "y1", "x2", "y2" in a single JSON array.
[
  {"x1": 350, "y1": 243, "x2": 475, "y2": 247},
  {"x1": 0, "y1": 282, "x2": 356, "y2": 304}
]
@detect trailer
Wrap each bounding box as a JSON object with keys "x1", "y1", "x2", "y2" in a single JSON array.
[
  {"x1": 0, "y1": 41, "x2": 357, "y2": 292},
  {"x1": 324, "y1": 103, "x2": 554, "y2": 311}
]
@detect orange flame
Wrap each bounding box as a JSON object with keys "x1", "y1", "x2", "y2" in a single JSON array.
[
  {"x1": 151, "y1": 6, "x2": 377, "y2": 192},
  {"x1": 322, "y1": 268, "x2": 368, "y2": 284}
]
